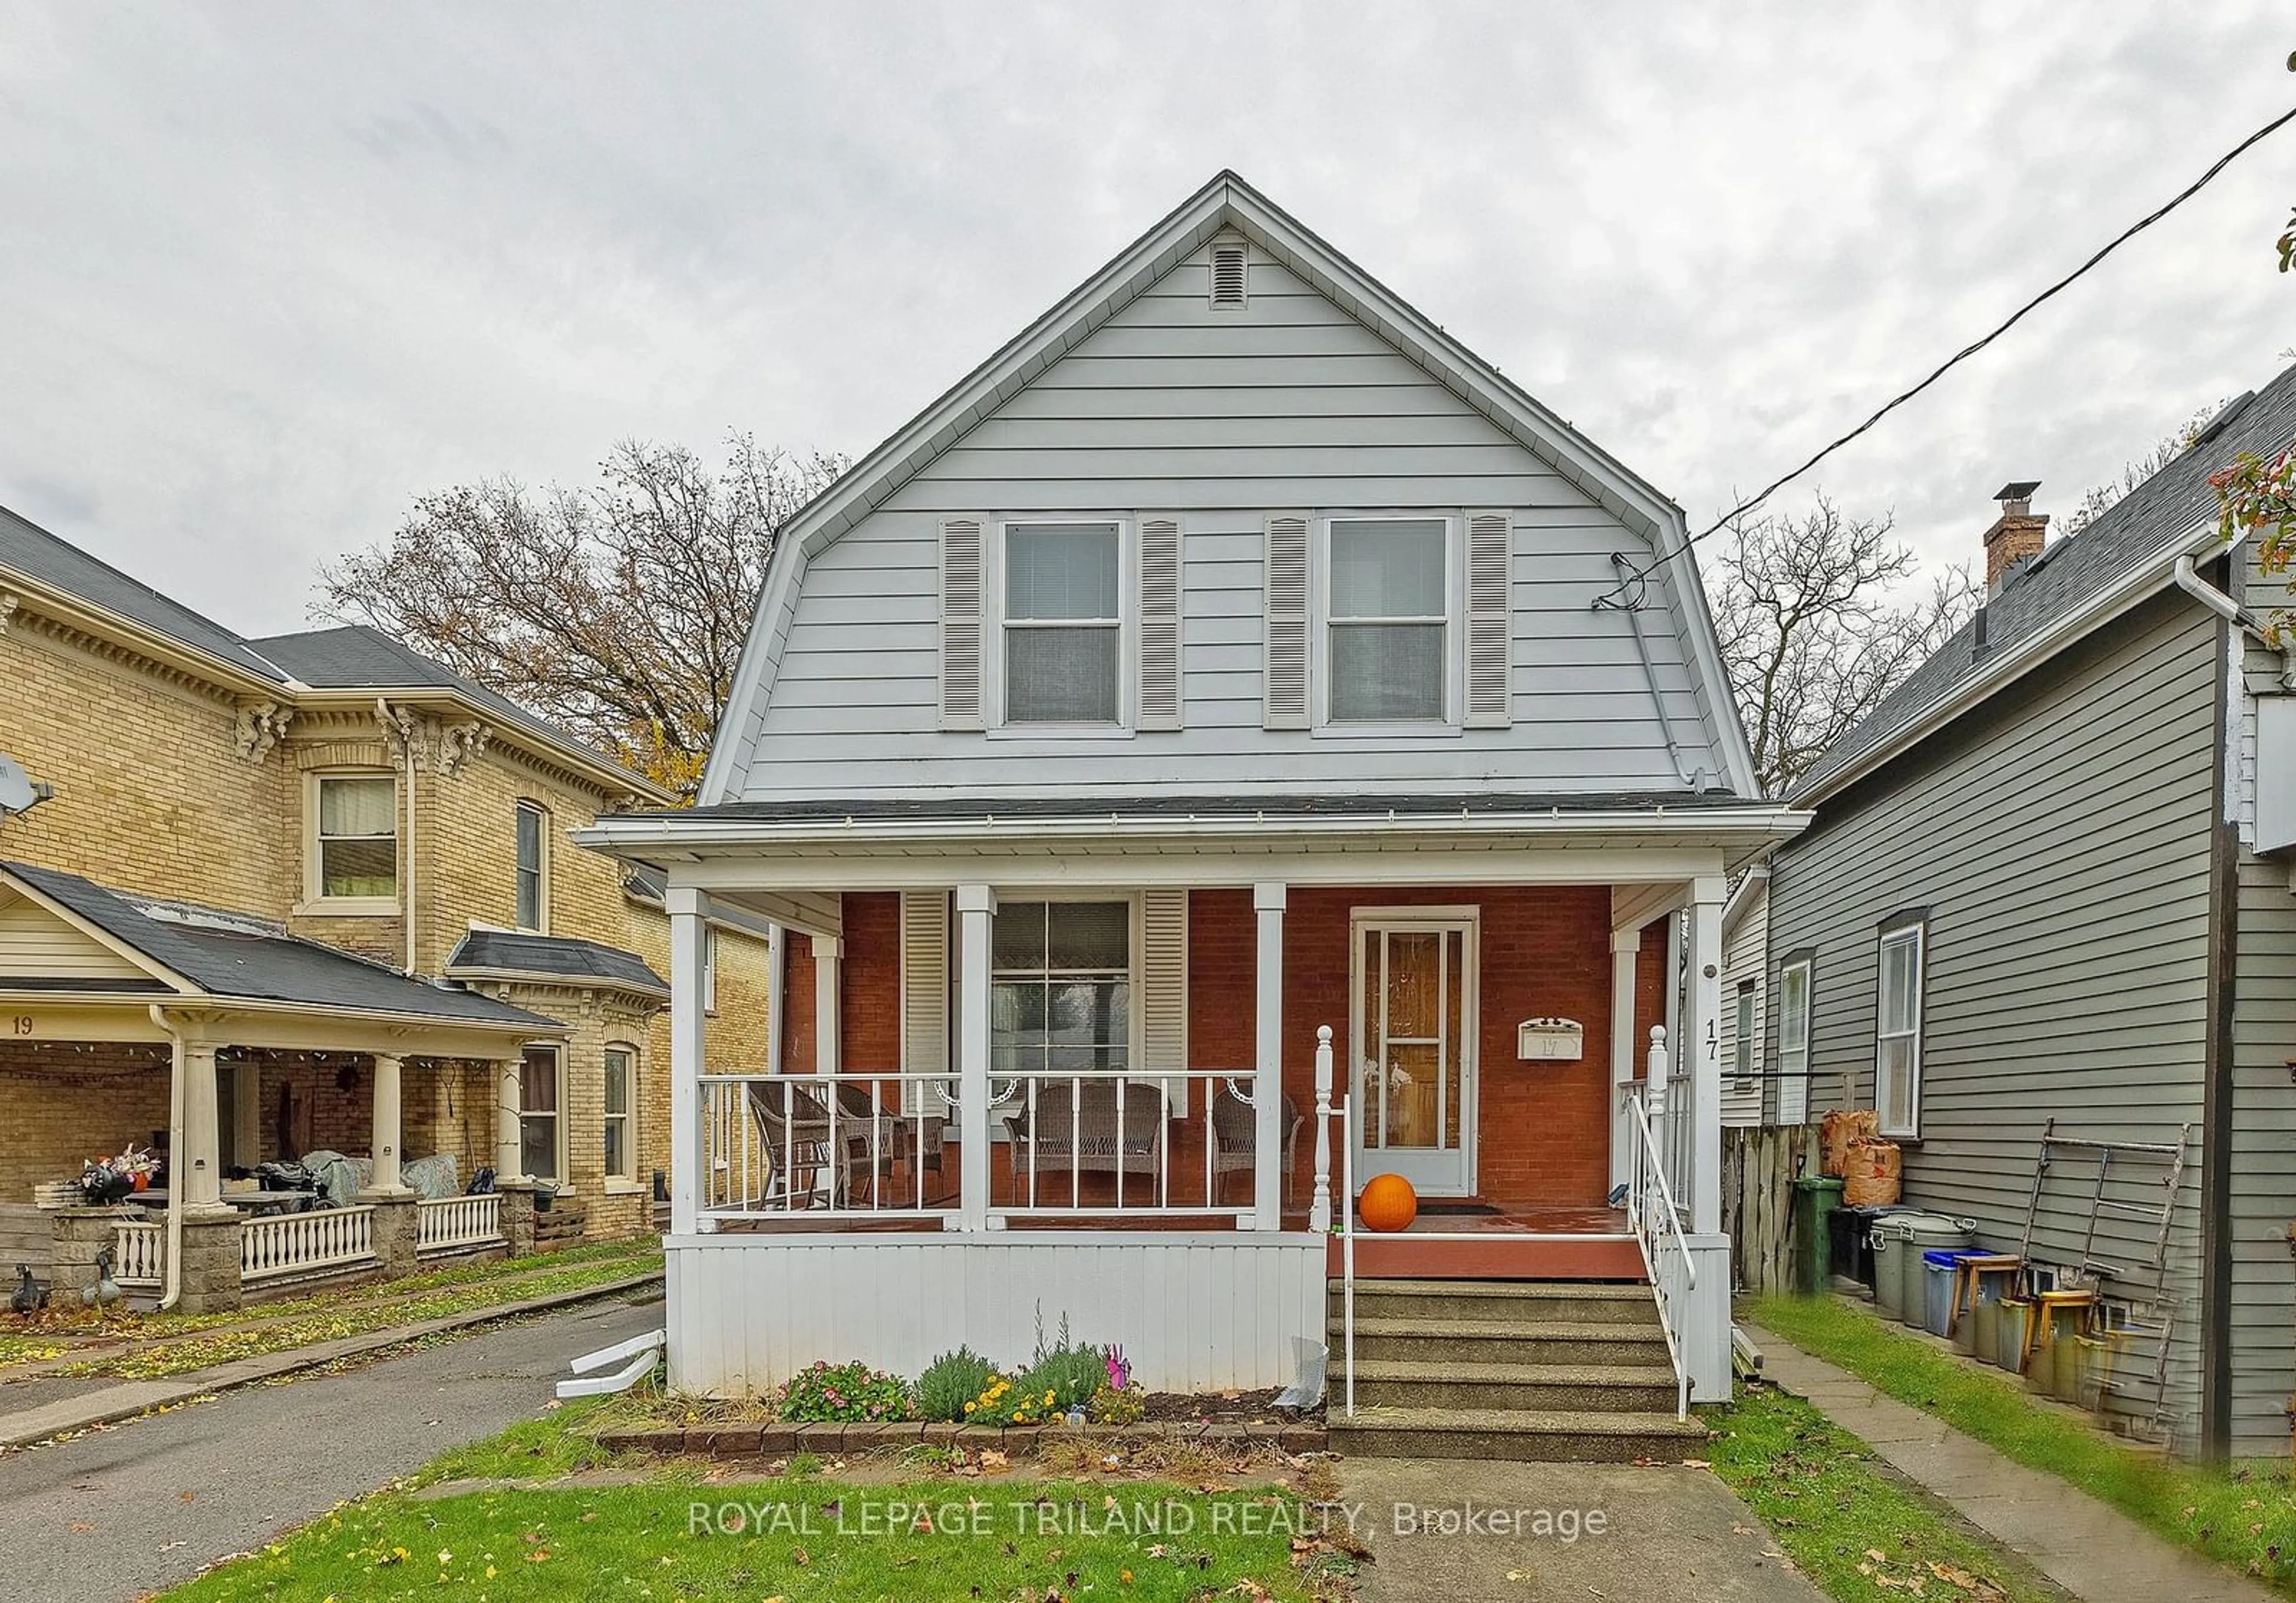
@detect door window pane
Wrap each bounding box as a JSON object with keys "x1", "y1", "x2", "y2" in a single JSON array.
[{"x1": 519, "y1": 1046, "x2": 560, "y2": 1181}]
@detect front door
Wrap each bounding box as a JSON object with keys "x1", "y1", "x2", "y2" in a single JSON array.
[{"x1": 1350, "y1": 911, "x2": 1477, "y2": 1196}]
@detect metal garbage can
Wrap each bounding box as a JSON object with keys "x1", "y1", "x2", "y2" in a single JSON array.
[
  {"x1": 1871, "y1": 1218, "x2": 1912, "y2": 1320},
  {"x1": 1922, "y1": 1249, "x2": 1983, "y2": 1337},
  {"x1": 1895, "y1": 1214, "x2": 1977, "y2": 1326},
  {"x1": 1793, "y1": 1175, "x2": 1845, "y2": 1293}
]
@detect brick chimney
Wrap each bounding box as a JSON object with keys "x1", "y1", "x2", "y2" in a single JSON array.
[{"x1": 1984, "y1": 480, "x2": 2048, "y2": 594}]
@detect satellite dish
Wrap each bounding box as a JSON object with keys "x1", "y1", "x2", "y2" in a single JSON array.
[{"x1": 0, "y1": 752, "x2": 53, "y2": 817}]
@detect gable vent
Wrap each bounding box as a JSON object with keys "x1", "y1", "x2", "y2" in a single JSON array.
[
  {"x1": 1138, "y1": 516, "x2": 1182, "y2": 730},
  {"x1": 1209, "y1": 241, "x2": 1247, "y2": 310},
  {"x1": 1465, "y1": 509, "x2": 1513, "y2": 727},
  {"x1": 1263, "y1": 514, "x2": 1309, "y2": 728}
]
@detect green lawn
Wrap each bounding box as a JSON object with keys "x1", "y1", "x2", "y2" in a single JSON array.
[
  {"x1": 1748, "y1": 1291, "x2": 2296, "y2": 1592},
  {"x1": 41, "y1": 1241, "x2": 662, "y2": 1382},
  {"x1": 1709, "y1": 1381, "x2": 2068, "y2": 1602}
]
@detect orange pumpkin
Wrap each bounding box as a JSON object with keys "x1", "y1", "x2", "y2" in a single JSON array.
[{"x1": 1358, "y1": 1173, "x2": 1418, "y2": 1233}]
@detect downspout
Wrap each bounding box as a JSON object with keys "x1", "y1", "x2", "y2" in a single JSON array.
[
  {"x1": 1609, "y1": 553, "x2": 1714, "y2": 790},
  {"x1": 378, "y1": 699, "x2": 419, "y2": 974},
  {"x1": 151, "y1": 1005, "x2": 185, "y2": 1312},
  {"x1": 2175, "y1": 555, "x2": 2296, "y2": 687}
]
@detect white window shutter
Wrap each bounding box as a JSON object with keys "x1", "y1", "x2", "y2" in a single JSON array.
[
  {"x1": 1263, "y1": 514, "x2": 1309, "y2": 729},
  {"x1": 939, "y1": 518, "x2": 985, "y2": 729},
  {"x1": 1138, "y1": 515, "x2": 1182, "y2": 730},
  {"x1": 1139, "y1": 889, "x2": 1189, "y2": 1113},
  {"x1": 901, "y1": 890, "x2": 951, "y2": 1117},
  {"x1": 1465, "y1": 509, "x2": 1513, "y2": 728}
]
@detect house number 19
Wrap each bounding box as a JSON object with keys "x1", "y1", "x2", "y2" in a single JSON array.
[{"x1": 11, "y1": 1016, "x2": 32, "y2": 1035}]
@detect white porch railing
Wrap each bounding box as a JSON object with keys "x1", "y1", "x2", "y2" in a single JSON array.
[
  {"x1": 417, "y1": 1193, "x2": 503, "y2": 1255},
  {"x1": 242, "y1": 1205, "x2": 377, "y2": 1282},
  {"x1": 698, "y1": 1068, "x2": 1280, "y2": 1225},
  {"x1": 1625, "y1": 1026, "x2": 1695, "y2": 1421},
  {"x1": 113, "y1": 1217, "x2": 164, "y2": 1288}
]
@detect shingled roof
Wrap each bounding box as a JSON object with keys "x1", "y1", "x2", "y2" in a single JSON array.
[
  {"x1": 444, "y1": 927, "x2": 667, "y2": 998},
  {"x1": 1793, "y1": 364, "x2": 2296, "y2": 801}
]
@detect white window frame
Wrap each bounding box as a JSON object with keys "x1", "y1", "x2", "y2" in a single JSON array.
[
  {"x1": 303, "y1": 771, "x2": 399, "y2": 915},
  {"x1": 514, "y1": 800, "x2": 549, "y2": 933},
  {"x1": 602, "y1": 1042, "x2": 637, "y2": 1189},
  {"x1": 517, "y1": 1042, "x2": 566, "y2": 1184},
  {"x1": 1777, "y1": 954, "x2": 1812, "y2": 1126},
  {"x1": 979, "y1": 890, "x2": 1168, "y2": 1115},
  {"x1": 989, "y1": 517, "x2": 1134, "y2": 735},
  {"x1": 1311, "y1": 512, "x2": 1463, "y2": 735},
  {"x1": 1875, "y1": 920, "x2": 1926, "y2": 1139},
  {"x1": 1732, "y1": 981, "x2": 1757, "y2": 1093}
]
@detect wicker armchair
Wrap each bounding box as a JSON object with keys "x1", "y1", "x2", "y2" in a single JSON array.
[
  {"x1": 743, "y1": 1081, "x2": 853, "y2": 1207},
  {"x1": 830, "y1": 1082, "x2": 946, "y2": 1205},
  {"x1": 1003, "y1": 1080, "x2": 1167, "y2": 1184},
  {"x1": 1209, "y1": 1086, "x2": 1303, "y2": 1207}
]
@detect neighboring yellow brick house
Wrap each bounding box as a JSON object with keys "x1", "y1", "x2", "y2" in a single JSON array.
[{"x1": 0, "y1": 503, "x2": 773, "y2": 1308}]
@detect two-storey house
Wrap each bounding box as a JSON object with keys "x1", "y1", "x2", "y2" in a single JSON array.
[
  {"x1": 583, "y1": 173, "x2": 1806, "y2": 1458},
  {"x1": 0, "y1": 505, "x2": 773, "y2": 1311}
]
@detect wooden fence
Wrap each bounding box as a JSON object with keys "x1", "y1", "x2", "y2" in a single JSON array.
[{"x1": 1723, "y1": 1124, "x2": 1822, "y2": 1293}]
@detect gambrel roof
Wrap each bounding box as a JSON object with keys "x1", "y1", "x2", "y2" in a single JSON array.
[{"x1": 704, "y1": 170, "x2": 1758, "y2": 805}]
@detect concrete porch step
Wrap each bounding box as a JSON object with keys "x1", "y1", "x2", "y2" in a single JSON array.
[
  {"x1": 1348, "y1": 1316, "x2": 1672, "y2": 1367},
  {"x1": 1328, "y1": 1404, "x2": 1707, "y2": 1462},
  {"x1": 1347, "y1": 1357, "x2": 1681, "y2": 1413},
  {"x1": 1329, "y1": 1278, "x2": 1660, "y2": 1326}
]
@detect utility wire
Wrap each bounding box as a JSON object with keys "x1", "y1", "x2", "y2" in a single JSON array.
[{"x1": 1593, "y1": 101, "x2": 2296, "y2": 609}]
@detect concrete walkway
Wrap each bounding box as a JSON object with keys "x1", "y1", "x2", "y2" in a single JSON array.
[
  {"x1": 1745, "y1": 1324, "x2": 2280, "y2": 1603},
  {"x1": 0, "y1": 1269, "x2": 660, "y2": 1448},
  {"x1": 1339, "y1": 1458, "x2": 1826, "y2": 1602}
]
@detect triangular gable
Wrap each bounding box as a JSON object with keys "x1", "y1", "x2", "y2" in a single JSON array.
[
  {"x1": 0, "y1": 880, "x2": 187, "y2": 991},
  {"x1": 704, "y1": 171, "x2": 1757, "y2": 804}
]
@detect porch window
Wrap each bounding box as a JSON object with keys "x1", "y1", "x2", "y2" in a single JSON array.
[
  {"x1": 1777, "y1": 955, "x2": 1812, "y2": 1126},
  {"x1": 602, "y1": 1045, "x2": 634, "y2": 1182},
  {"x1": 1876, "y1": 921, "x2": 1925, "y2": 1138},
  {"x1": 519, "y1": 1044, "x2": 562, "y2": 1181},
  {"x1": 1003, "y1": 521, "x2": 1121, "y2": 724},
  {"x1": 514, "y1": 801, "x2": 548, "y2": 932},
  {"x1": 991, "y1": 900, "x2": 1130, "y2": 1084},
  {"x1": 1328, "y1": 518, "x2": 1447, "y2": 722},
  {"x1": 1732, "y1": 981, "x2": 1757, "y2": 1093},
  {"x1": 314, "y1": 775, "x2": 396, "y2": 901}
]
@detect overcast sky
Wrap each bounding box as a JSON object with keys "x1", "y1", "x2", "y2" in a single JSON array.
[{"x1": 2, "y1": 2, "x2": 2290, "y2": 636}]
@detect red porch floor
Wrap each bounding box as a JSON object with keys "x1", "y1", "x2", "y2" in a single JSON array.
[{"x1": 1323, "y1": 1204, "x2": 1644, "y2": 1281}]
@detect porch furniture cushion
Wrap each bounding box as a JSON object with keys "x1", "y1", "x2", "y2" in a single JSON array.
[
  {"x1": 401, "y1": 1152, "x2": 460, "y2": 1201},
  {"x1": 1003, "y1": 1081, "x2": 1167, "y2": 1180},
  {"x1": 1209, "y1": 1086, "x2": 1303, "y2": 1205}
]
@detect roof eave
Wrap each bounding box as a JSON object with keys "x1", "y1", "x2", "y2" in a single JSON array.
[
  {"x1": 292, "y1": 686, "x2": 677, "y2": 806},
  {"x1": 0, "y1": 563, "x2": 288, "y2": 700}
]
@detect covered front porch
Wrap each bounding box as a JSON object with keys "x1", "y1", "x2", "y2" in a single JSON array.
[{"x1": 590, "y1": 799, "x2": 1794, "y2": 1403}]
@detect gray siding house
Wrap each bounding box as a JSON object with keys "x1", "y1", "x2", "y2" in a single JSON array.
[{"x1": 1769, "y1": 366, "x2": 2296, "y2": 1458}]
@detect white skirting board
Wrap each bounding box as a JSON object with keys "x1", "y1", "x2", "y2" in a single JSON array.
[{"x1": 664, "y1": 1231, "x2": 1327, "y2": 1397}]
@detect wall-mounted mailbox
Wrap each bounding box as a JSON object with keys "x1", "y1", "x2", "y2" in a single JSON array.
[{"x1": 1516, "y1": 1018, "x2": 1584, "y2": 1062}]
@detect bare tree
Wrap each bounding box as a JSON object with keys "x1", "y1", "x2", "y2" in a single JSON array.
[
  {"x1": 2060, "y1": 399, "x2": 2229, "y2": 536},
  {"x1": 1707, "y1": 496, "x2": 1980, "y2": 795},
  {"x1": 319, "y1": 435, "x2": 846, "y2": 800}
]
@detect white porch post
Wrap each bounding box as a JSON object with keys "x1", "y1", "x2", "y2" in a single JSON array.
[
  {"x1": 812, "y1": 934, "x2": 842, "y2": 1076},
  {"x1": 179, "y1": 1043, "x2": 224, "y2": 1211},
  {"x1": 494, "y1": 1057, "x2": 527, "y2": 1186},
  {"x1": 1689, "y1": 876, "x2": 1726, "y2": 1236},
  {"x1": 668, "y1": 886, "x2": 706, "y2": 1236},
  {"x1": 368, "y1": 1051, "x2": 408, "y2": 1194},
  {"x1": 1252, "y1": 882, "x2": 1286, "y2": 1229},
  {"x1": 954, "y1": 884, "x2": 996, "y2": 1233},
  {"x1": 1608, "y1": 927, "x2": 1641, "y2": 1194}
]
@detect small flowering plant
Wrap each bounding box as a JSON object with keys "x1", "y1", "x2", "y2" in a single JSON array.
[{"x1": 775, "y1": 1359, "x2": 913, "y2": 1424}]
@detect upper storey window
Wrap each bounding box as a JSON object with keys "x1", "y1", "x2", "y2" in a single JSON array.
[
  {"x1": 1327, "y1": 517, "x2": 1449, "y2": 723},
  {"x1": 312, "y1": 774, "x2": 397, "y2": 906},
  {"x1": 1003, "y1": 521, "x2": 1122, "y2": 725}
]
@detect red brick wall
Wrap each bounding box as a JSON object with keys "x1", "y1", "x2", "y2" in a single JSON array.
[
  {"x1": 841, "y1": 894, "x2": 903, "y2": 1070},
  {"x1": 782, "y1": 935, "x2": 815, "y2": 1074},
  {"x1": 1634, "y1": 914, "x2": 1672, "y2": 1078}
]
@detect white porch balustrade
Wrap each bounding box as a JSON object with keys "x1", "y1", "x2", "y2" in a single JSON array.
[
  {"x1": 241, "y1": 1205, "x2": 377, "y2": 1281},
  {"x1": 112, "y1": 1217, "x2": 165, "y2": 1288},
  {"x1": 416, "y1": 1193, "x2": 504, "y2": 1254},
  {"x1": 697, "y1": 1067, "x2": 1286, "y2": 1225}
]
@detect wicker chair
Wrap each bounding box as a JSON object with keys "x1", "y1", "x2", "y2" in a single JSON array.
[
  {"x1": 743, "y1": 1081, "x2": 852, "y2": 1207},
  {"x1": 830, "y1": 1082, "x2": 947, "y2": 1205},
  {"x1": 1209, "y1": 1086, "x2": 1303, "y2": 1207},
  {"x1": 1003, "y1": 1080, "x2": 1168, "y2": 1188}
]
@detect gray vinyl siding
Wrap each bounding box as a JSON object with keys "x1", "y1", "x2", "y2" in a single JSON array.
[
  {"x1": 1770, "y1": 590, "x2": 2219, "y2": 1449},
  {"x1": 1720, "y1": 890, "x2": 1765, "y2": 1128},
  {"x1": 728, "y1": 248, "x2": 1723, "y2": 802},
  {"x1": 2227, "y1": 543, "x2": 2296, "y2": 1458}
]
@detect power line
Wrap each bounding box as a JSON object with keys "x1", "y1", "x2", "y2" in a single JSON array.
[{"x1": 1594, "y1": 100, "x2": 2296, "y2": 610}]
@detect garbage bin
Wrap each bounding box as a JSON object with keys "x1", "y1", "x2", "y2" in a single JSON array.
[
  {"x1": 1922, "y1": 1249, "x2": 1986, "y2": 1338},
  {"x1": 1792, "y1": 1175, "x2": 1844, "y2": 1293},
  {"x1": 1894, "y1": 1214, "x2": 1976, "y2": 1326},
  {"x1": 1871, "y1": 1218, "x2": 1912, "y2": 1320}
]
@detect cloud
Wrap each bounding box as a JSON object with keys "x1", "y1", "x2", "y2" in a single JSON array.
[{"x1": 0, "y1": 0, "x2": 2288, "y2": 630}]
